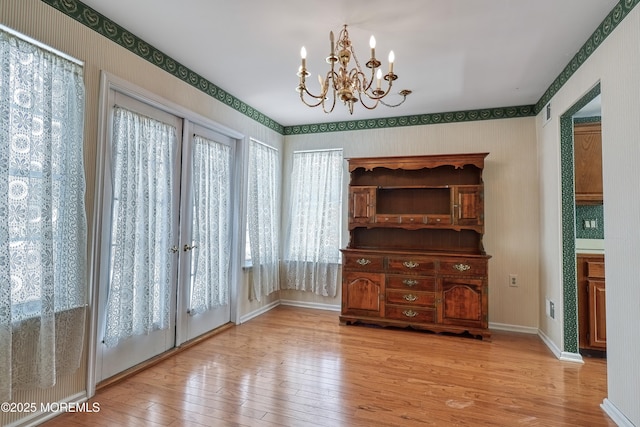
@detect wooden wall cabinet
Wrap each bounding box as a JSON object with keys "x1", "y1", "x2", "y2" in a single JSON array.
[
  {"x1": 577, "y1": 254, "x2": 606, "y2": 351},
  {"x1": 574, "y1": 122, "x2": 603, "y2": 205},
  {"x1": 340, "y1": 153, "x2": 491, "y2": 339}
]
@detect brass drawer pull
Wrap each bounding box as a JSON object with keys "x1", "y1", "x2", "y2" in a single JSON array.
[
  {"x1": 453, "y1": 263, "x2": 471, "y2": 272},
  {"x1": 403, "y1": 261, "x2": 419, "y2": 269},
  {"x1": 403, "y1": 294, "x2": 418, "y2": 302},
  {"x1": 402, "y1": 279, "x2": 418, "y2": 287},
  {"x1": 356, "y1": 258, "x2": 371, "y2": 266},
  {"x1": 402, "y1": 309, "x2": 418, "y2": 318}
]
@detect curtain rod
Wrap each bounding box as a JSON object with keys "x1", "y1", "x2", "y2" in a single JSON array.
[
  {"x1": 250, "y1": 138, "x2": 278, "y2": 150},
  {"x1": 293, "y1": 148, "x2": 343, "y2": 154},
  {"x1": 1, "y1": 24, "x2": 84, "y2": 66}
]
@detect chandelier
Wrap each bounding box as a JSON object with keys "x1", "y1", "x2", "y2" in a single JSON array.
[{"x1": 296, "y1": 25, "x2": 411, "y2": 114}]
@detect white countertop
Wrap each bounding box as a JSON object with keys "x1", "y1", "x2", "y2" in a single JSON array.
[{"x1": 576, "y1": 238, "x2": 604, "y2": 254}]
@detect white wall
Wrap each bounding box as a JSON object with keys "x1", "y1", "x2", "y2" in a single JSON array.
[
  {"x1": 536, "y1": 5, "x2": 640, "y2": 425},
  {"x1": 283, "y1": 117, "x2": 540, "y2": 331}
]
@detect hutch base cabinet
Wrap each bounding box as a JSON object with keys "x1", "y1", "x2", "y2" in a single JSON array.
[{"x1": 340, "y1": 153, "x2": 491, "y2": 339}]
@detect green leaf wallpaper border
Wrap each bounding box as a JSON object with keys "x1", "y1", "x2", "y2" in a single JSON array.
[
  {"x1": 283, "y1": 105, "x2": 535, "y2": 135},
  {"x1": 535, "y1": 0, "x2": 640, "y2": 114},
  {"x1": 39, "y1": 0, "x2": 638, "y2": 136}
]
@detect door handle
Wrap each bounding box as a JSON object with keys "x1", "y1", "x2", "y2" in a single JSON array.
[{"x1": 183, "y1": 244, "x2": 197, "y2": 252}]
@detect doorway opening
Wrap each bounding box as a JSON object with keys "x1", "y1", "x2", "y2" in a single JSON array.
[{"x1": 559, "y1": 83, "x2": 603, "y2": 356}]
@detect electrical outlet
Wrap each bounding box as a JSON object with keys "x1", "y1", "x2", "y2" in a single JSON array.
[
  {"x1": 549, "y1": 301, "x2": 555, "y2": 319},
  {"x1": 509, "y1": 274, "x2": 518, "y2": 287}
]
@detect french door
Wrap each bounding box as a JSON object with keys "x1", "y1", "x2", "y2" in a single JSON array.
[
  {"x1": 177, "y1": 123, "x2": 234, "y2": 343},
  {"x1": 95, "y1": 89, "x2": 235, "y2": 382}
]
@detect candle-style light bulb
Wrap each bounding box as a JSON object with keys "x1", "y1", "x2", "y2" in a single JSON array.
[
  {"x1": 330, "y1": 31, "x2": 335, "y2": 55},
  {"x1": 376, "y1": 69, "x2": 382, "y2": 89},
  {"x1": 388, "y1": 50, "x2": 395, "y2": 74},
  {"x1": 301, "y1": 46, "x2": 307, "y2": 70},
  {"x1": 369, "y1": 35, "x2": 376, "y2": 59}
]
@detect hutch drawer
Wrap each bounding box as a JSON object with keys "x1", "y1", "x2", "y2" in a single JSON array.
[
  {"x1": 387, "y1": 256, "x2": 436, "y2": 274},
  {"x1": 439, "y1": 259, "x2": 487, "y2": 276},
  {"x1": 343, "y1": 253, "x2": 384, "y2": 270},
  {"x1": 386, "y1": 290, "x2": 436, "y2": 307},
  {"x1": 385, "y1": 305, "x2": 436, "y2": 323}
]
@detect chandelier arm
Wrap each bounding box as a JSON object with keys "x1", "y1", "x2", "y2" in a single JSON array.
[
  {"x1": 299, "y1": 89, "x2": 327, "y2": 108},
  {"x1": 379, "y1": 94, "x2": 410, "y2": 108},
  {"x1": 321, "y1": 93, "x2": 337, "y2": 113},
  {"x1": 356, "y1": 92, "x2": 381, "y2": 110},
  {"x1": 320, "y1": 72, "x2": 337, "y2": 113}
]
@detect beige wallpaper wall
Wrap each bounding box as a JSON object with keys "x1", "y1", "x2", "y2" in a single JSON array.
[
  {"x1": 536, "y1": 5, "x2": 640, "y2": 425},
  {"x1": 283, "y1": 117, "x2": 541, "y2": 331}
]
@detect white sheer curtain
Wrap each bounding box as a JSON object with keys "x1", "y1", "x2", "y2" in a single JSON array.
[
  {"x1": 103, "y1": 107, "x2": 176, "y2": 347},
  {"x1": 189, "y1": 135, "x2": 231, "y2": 314},
  {"x1": 283, "y1": 150, "x2": 343, "y2": 297},
  {"x1": 247, "y1": 140, "x2": 280, "y2": 301},
  {"x1": 0, "y1": 28, "x2": 86, "y2": 401}
]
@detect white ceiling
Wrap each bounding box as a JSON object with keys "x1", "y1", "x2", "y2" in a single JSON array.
[{"x1": 79, "y1": 0, "x2": 615, "y2": 127}]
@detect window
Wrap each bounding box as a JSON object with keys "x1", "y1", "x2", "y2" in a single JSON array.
[
  {"x1": 0, "y1": 25, "x2": 86, "y2": 400},
  {"x1": 246, "y1": 139, "x2": 280, "y2": 300},
  {"x1": 283, "y1": 149, "x2": 343, "y2": 297}
]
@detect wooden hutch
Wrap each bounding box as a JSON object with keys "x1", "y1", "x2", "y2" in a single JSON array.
[{"x1": 340, "y1": 153, "x2": 491, "y2": 339}]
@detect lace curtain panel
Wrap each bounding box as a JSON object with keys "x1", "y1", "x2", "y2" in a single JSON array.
[
  {"x1": 283, "y1": 150, "x2": 343, "y2": 297},
  {"x1": 247, "y1": 140, "x2": 280, "y2": 301},
  {"x1": 189, "y1": 135, "x2": 231, "y2": 314},
  {"x1": 103, "y1": 107, "x2": 176, "y2": 348},
  {"x1": 0, "y1": 29, "x2": 87, "y2": 401}
]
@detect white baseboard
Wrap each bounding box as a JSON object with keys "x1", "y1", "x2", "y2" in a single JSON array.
[
  {"x1": 601, "y1": 398, "x2": 634, "y2": 427},
  {"x1": 238, "y1": 299, "x2": 340, "y2": 325},
  {"x1": 558, "y1": 351, "x2": 584, "y2": 363},
  {"x1": 238, "y1": 300, "x2": 280, "y2": 324},
  {"x1": 537, "y1": 329, "x2": 584, "y2": 363},
  {"x1": 489, "y1": 322, "x2": 538, "y2": 334},
  {"x1": 279, "y1": 299, "x2": 341, "y2": 312}
]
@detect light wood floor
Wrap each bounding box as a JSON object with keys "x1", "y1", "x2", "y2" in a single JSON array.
[{"x1": 45, "y1": 306, "x2": 614, "y2": 426}]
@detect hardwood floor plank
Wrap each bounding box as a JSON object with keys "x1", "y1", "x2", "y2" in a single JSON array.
[{"x1": 44, "y1": 306, "x2": 614, "y2": 426}]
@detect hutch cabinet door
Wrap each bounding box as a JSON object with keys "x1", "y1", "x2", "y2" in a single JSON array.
[
  {"x1": 439, "y1": 277, "x2": 486, "y2": 328},
  {"x1": 453, "y1": 185, "x2": 484, "y2": 226},
  {"x1": 349, "y1": 186, "x2": 376, "y2": 225},
  {"x1": 342, "y1": 271, "x2": 385, "y2": 317}
]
